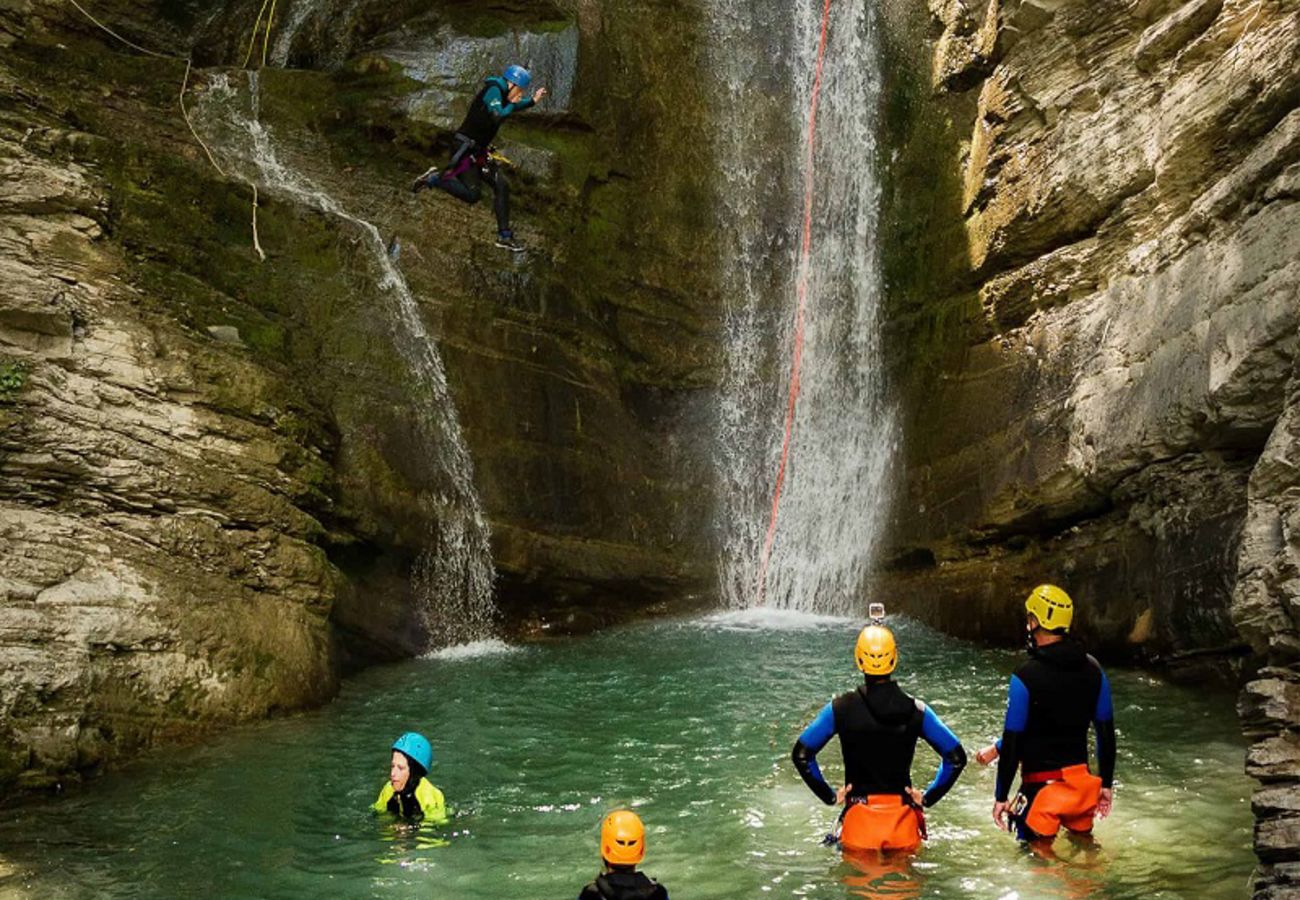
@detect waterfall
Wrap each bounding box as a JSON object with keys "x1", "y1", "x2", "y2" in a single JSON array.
[
  {"x1": 268, "y1": 0, "x2": 324, "y2": 68},
  {"x1": 710, "y1": 0, "x2": 895, "y2": 614},
  {"x1": 195, "y1": 72, "x2": 498, "y2": 646}
]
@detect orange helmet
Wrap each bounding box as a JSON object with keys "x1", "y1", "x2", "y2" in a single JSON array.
[
  {"x1": 855, "y1": 625, "x2": 898, "y2": 676},
  {"x1": 600, "y1": 809, "x2": 646, "y2": 865}
]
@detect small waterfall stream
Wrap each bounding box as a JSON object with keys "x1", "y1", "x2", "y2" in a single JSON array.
[
  {"x1": 710, "y1": 0, "x2": 896, "y2": 615},
  {"x1": 195, "y1": 72, "x2": 497, "y2": 646},
  {"x1": 268, "y1": 0, "x2": 324, "y2": 67}
]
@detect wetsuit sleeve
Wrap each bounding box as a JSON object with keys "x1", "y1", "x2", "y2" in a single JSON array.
[
  {"x1": 791, "y1": 702, "x2": 837, "y2": 805},
  {"x1": 483, "y1": 84, "x2": 533, "y2": 119},
  {"x1": 995, "y1": 675, "x2": 1030, "y2": 802},
  {"x1": 918, "y1": 705, "x2": 967, "y2": 807},
  {"x1": 416, "y1": 779, "x2": 447, "y2": 822},
  {"x1": 1094, "y1": 669, "x2": 1116, "y2": 789}
]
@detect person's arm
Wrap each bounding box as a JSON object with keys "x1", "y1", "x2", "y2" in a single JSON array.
[
  {"x1": 918, "y1": 704, "x2": 967, "y2": 807},
  {"x1": 994, "y1": 675, "x2": 1030, "y2": 802},
  {"x1": 415, "y1": 780, "x2": 447, "y2": 821},
  {"x1": 483, "y1": 83, "x2": 533, "y2": 119},
  {"x1": 1093, "y1": 668, "x2": 1116, "y2": 787},
  {"x1": 791, "y1": 702, "x2": 837, "y2": 805}
]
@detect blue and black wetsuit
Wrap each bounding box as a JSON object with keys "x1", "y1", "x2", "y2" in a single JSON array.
[
  {"x1": 995, "y1": 639, "x2": 1116, "y2": 837},
  {"x1": 428, "y1": 76, "x2": 535, "y2": 236},
  {"x1": 792, "y1": 679, "x2": 966, "y2": 808}
]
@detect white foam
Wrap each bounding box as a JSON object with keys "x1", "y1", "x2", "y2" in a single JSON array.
[
  {"x1": 422, "y1": 638, "x2": 517, "y2": 661},
  {"x1": 698, "y1": 607, "x2": 854, "y2": 631}
]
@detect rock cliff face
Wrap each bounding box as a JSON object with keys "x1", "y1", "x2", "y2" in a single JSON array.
[
  {"x1": 0, "y1": 0, "x2": 721, "y2": 791},
  {"x1": 875, "y1": 0, "x2": 1299, "y2": 888}
]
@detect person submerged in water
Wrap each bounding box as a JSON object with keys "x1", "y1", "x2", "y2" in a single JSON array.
[
  {"x1": 372, "y1": 732, "x2": 446, "y2": 821},
  {"x1": 578, "y1": 810, "x2": 669, "y2": 900},
  {"x1": 410, "y1": 64, "x2": 546, "y2": 253},
  {"x1": 978, "y1": 584, "x2": 1116, "y2": 843},
  {"x1": 791, "y1": 607, "x2": 967, "y2": 853}
]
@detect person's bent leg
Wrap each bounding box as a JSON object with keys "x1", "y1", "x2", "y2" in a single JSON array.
[{"x1": 436, "y1": 171, "x2": 482, "y2": 204}]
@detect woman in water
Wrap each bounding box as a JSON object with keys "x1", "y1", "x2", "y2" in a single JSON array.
[{"x1": 373, "y1": 732, "x2": 447, "y2": 821}]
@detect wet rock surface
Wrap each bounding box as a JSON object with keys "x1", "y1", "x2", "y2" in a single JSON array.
[
  {"x1": 877, "y1": 0, "x2": 1300, "y2": 887},
  {"x1": 0, "y1": 0, "x2": 720, "y2": 792}
]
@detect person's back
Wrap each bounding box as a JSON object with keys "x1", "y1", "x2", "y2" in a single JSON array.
[
  {"x1": 792, "y1": 617, "x2": 966, "y2": 853},
  {"x1": 1014, "y1": 639, "x2": 1104, "y2": 774},
  {"x1": 832, "y1": 679, "x2": 925, "y2": 796},
  {"x1": 984, "y1": 585, "x2": 1116, "y2": 841},
  {"x1": 579, "y1": 810, "x2": 669, "y2": 900},
  {"x1": 578, "y1": 869, "x2": 668, "y2": 900}
]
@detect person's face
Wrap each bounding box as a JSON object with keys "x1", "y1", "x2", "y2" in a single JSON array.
[
  {"x1": 507, "y1": 83, "x2": 525, "y2": 103},
  {"x1": 390, "y1": 751, "x2": 410, "y2": 792}
]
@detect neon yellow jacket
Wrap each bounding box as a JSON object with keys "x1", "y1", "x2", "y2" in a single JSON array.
[{"x1": 373, "y1": 777, "x2": 447, "y2": 821}]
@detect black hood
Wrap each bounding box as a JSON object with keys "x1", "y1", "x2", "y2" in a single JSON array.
[
  {"x1": 862, "y1": 679, "x2": 916, "y2": 726},
  {"x1": 1029, "y1": 638, "x2": 1088, "y2": 670}
]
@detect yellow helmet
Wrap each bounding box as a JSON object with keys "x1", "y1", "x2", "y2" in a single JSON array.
[
  {"x1": 1025, "y1": 584, "x2": 1073, "y2": 632},
  {"x1": 600, "y1": 810, "x2": 646, "y2": 866},
  {"x1": 854, "y1": 625, "x2": 897, "y2": 676}
]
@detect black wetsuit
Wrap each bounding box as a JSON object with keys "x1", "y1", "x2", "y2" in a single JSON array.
[
  {"x1": 433, "y1": 76, "x2": 534, "y2": 236},
  {"x1": 792, "y1": 679, "x2": 966, "y2": 807},
  {"x1": 995, "y1": 639, "x2": 1117, "y2": 839},
  {"x1": 578, "y1": 871, "x2": 669, "y2": 900}
]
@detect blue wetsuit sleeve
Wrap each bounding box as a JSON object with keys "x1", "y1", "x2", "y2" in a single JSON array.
[
  {"x1": 791, "y1": 702, "x2": 837, "y2": 805},
  {"x1": 483, "y1": 83, "x2": 533, "y2": 120},
  {"x1": 1094, "y1": 668, "x2": 1116, "y2": 788},
  {"x1": 994, "y1": 675, "x2": 1029, "y2": 801},
  {"x1": 919, "y1": 705, "x2": 966, "y2": 807}
]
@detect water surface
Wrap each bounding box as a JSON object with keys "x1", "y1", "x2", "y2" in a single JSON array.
[{"x1": 0, "y1": 614, "x2": 1253, "y2": 898}]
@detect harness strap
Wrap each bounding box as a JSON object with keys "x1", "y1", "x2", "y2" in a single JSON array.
[{"x1": 1022, "y1": 768, "x2": 1065, "y2": 785}]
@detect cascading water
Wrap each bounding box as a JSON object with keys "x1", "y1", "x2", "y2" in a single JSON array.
[
  {"x1": 268, "y1": 0, "x2": 324, "y2": 67},
  {"x1": 194, "y1": 72, "x2": 497, "y2": 647},
  {"x1": 710, "y1": 0, "x2": 896, "y2": 614}
]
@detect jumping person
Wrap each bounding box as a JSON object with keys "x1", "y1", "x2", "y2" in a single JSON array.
[
  {"x1": 980, "y1": 584, "x2": 1116, "y2": 842},
  {"x1": 411, "y1": 64, "x2": 546, "y2": 252},
  {"x1": 791, "y1": 609, "x2": 967, "y2": 853},
  {"x1": 373, "y1": 731, "x2": 447, "y2": 821},
  {"x1": 578, "y1": 810, "x2": 669, "y2": 900}
]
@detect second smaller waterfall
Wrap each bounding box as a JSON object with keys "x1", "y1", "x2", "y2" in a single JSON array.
[{"x1": 194, "y1": 72, "x2": 497, "y2": 647}]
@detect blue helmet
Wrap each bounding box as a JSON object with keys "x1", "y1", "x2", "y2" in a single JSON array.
[
  {"x1": 392, "y1": 732, "x2": 433, "y2": 772},
  {"x1": 503, "y1": 64, "x2": 532, "y2": 89}
]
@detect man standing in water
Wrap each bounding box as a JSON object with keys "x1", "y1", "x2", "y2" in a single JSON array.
[
  {"x1": 410, "y1": 64, "x2": 546, "y2": 252},
  {"x1": 791, "y1": 608, "x2": 967, "y2": 852},
  {"x1": 979, "y1": 584, "x2": 1117, "y2": 842}
]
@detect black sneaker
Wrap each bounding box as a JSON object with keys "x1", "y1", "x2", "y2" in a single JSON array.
[
  {"x1": 494, "y1": 233, "x2": 525, "y2": 253},
  {"x1": 410, "y1": 166, "x2": 440, "y2": 193}
]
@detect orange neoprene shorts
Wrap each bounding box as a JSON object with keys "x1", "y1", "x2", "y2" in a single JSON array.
[
  {"x1": 1021, "y1": 764, "x2": 1102, "y2": 837},
  {"x1": 840, "y1": 795, "x2": 923, "y2": 852}
]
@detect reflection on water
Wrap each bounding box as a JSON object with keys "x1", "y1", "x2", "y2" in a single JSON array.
[{"x1": 0, "y1": 616, "x2": 1253, "y2": 898}]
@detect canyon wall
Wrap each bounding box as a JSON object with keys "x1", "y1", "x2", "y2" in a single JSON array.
[
  {"x1": 0, "y1": 0, "x2": 721, "y2": 791},
  {"x1": 875, "y1": 0, "x2": 1298, "y2": 889}
]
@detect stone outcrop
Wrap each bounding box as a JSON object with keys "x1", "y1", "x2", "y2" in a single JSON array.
[
  {"x1": 876, "y1": 0, "x2": 1300, "y2": 887},
  {"x1": 0, "y1": 0, "x2": 721, "y2": 792}
]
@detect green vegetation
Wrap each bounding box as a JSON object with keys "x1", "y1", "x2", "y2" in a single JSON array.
[{"x1": 0, "y1": 360, "x2": 28, "y2": 404}]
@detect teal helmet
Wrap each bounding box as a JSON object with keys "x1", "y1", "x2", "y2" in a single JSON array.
[
  {"x1": 392, "y1": 732, "x2": 433, "y2": 772},
  {"x1": 503, "y1": 64, "x2": 532, "y2": 88}
]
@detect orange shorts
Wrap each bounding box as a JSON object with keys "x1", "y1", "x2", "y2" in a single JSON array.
[
  {"x1": 1017, "y1": 764, "x2": 1102, "y2": 838},
  {"x1": 840, "y1": 795, "x2": 923, "y2": 852}
]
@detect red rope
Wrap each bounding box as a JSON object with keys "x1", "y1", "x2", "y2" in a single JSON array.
[{"x1": 756, "y1": 0, "x2": 834, "y2": 604}]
